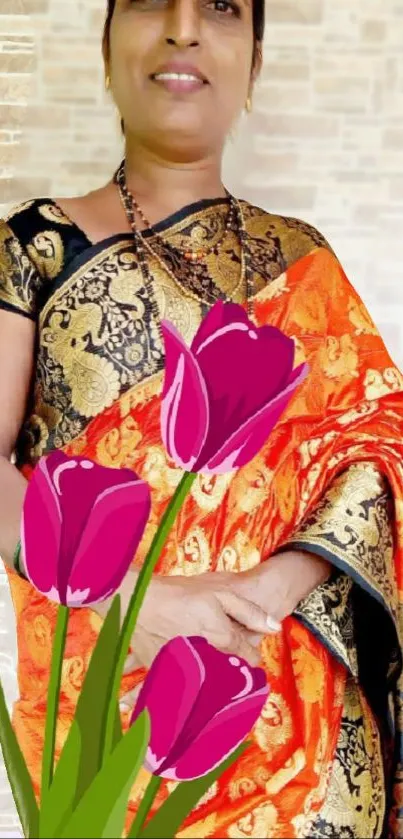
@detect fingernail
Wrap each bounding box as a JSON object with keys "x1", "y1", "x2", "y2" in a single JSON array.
[{"x1": 266, "y1": 615, "x2": 282, "y2": 633}]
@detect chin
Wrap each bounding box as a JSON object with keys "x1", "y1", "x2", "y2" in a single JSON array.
[{"x1": 148, "y1": 120, "x2": 218, "y2": 160}]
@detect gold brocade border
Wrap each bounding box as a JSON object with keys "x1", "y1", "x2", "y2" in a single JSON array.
[
  {"x1": 288, "y1": 533, "x2": 397, "y2": 626},
  {"x1": 294, "y1": 572, "x2": 358, "y2": 677},
  {"x1": 284, "y1": 462, "x2": 398, "y2": 625},
  {"x1": 306, "y1": 678, "x2": 386, "y2": 839},
  {"x1": 39, "y1": 239, "x2": 131, "y2": 325}
]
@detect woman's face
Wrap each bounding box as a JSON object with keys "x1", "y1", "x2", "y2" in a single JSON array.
[{"x1": 106, "y1": 0, "x2": 259, "y2": 161}]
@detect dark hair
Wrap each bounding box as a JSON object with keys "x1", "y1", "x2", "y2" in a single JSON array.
[{"x1": 103, "y1": 0, "x2": 265, "y2": 133}]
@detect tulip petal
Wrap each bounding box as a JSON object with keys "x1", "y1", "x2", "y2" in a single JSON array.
[
  {"x1": 205, "y1": 363, "x2": 309, "y2": 473},
  {"x1": 190, "y1": 301, "x2": 250, "y2": 356},
  {"x1": 160, "y1": 321, "x2": 209, "y2": 470},
  {"x1": 67, "y1": 478, "x2": 151, "y2": 606},
  {"x1": 194, "y1": 322, "x2": 296, "y2": 468},
  {"x1": 166, "y1": 637, "x2": 267, "y2": 744},
  {"x1": 162, "y1": 686, "x2": 269, "y2": 780},
  {"x1": 35, "y1": 452, "x2": 146, "y2": 601},
  {"x1": 21, "y1": 456, "x2": 63, "y2": 601},
  {"x1": 130, "y1": 637, "x2": 205, "y2": 773},
  {"x1": 154, "y1": 638, "x2": 267, "y2": 778}
]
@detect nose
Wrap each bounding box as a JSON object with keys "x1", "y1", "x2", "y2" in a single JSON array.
[{"x1": 165, "y1": 0, "x2": 200, "y2": 48}]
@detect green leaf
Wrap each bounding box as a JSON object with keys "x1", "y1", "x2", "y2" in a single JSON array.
[
  {"x1": 113, "y1": 700, "x2": 123, "y2": 748},
  {"x1": 39, "y1": 594, "x2": 122, "y2": 837},
  {"x1": 138, "y1": 742, "x2": 250, "y2": 839},
  {"x1": 0, "y1": 679, "x2": 39, "y2": 837},
  {"x1": 38, "y1": 721, "x2": 81, "y2": 837},
  {"x1": 58, "y1": 710, "x2": 150, "y2": 839}
]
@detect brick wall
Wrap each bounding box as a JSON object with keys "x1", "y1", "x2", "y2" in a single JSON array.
[{"x1": 0, "y1": 0, "x2": 402, "y2": 831}]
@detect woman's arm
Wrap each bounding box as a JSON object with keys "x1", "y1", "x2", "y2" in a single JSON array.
[
  {"x1": 0, "y1": 310, "x2": 35, "y2": 570},
  {"x1": 232, "y1": 547, "x2": 331, "y2": 625}
]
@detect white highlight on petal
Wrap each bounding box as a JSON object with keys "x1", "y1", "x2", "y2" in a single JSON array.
[
  {"x1": 80, "y1": 460, "x2": 94, "y2": 470},
  {"x1": 183, "y1": 637, "x2": 206, "y2": 684},
  {"x1": 229, "y1": 656, "x2": 241, "y2": 667},
  {"x1": 44, "y1": 584, "x2": 61, "y2": 604},
  {"x1": 248, "y1": 329, "x2": 258, "y2": 340},
  {"x1": 38, "y1": 457, "x2": 62, "y2": 519},
  {"x1": 233, "y1": 665, "x2": 254, "y2": 700},
  {"x1": 195, "y1": 322, "x2": 249, "y2": 356},
  {"x1": 163, "y1": 353, "x2": 198, "y2": 470},
  {"x1": 144, "y1": 746, "x2": 165, "y2": 773},
  {"x1": 66, "y1": 584, "x2": 91, "y2": 606},
  {"x1": 53, "y1": 459, "x2": 78, "y2": 495}
]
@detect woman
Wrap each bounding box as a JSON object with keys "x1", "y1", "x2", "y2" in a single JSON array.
[{"x1": 0, "y1": 0, "x2": 402, "y2": 836}]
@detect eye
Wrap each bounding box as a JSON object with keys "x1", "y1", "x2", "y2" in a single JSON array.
[{"x1": 209, "y1": 0, "x2": 240, "y2": 15}]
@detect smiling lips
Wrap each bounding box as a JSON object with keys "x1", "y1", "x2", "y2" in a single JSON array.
[{"x1": 150, "y1": 63, "x2": 208, "y2": 93}]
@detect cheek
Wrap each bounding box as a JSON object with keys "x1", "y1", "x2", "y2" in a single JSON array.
[{"x1": 216, "y1": 38, "x2": 254, "y2": 96}]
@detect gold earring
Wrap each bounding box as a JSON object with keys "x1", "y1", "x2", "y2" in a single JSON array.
[
  {"x1": 105, "y1": 75, "x2": 111, "y2": 91},
  {"x1": 245, "y1": 96, "x2": 252, "y2": 113}
]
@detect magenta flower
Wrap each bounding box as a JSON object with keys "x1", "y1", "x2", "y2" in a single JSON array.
[
  {"x1": 130, "y1": 636, "x2": 268, "y2": 781},
  {"x1": 21, "y1": 451, "x2": 151, "y2": 607},
  {"x1": 161, "y1": 301, "x2": 308, "y2": 474}
]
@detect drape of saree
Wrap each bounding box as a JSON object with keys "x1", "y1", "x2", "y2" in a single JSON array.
[{"x1": 0, "y1": 198, "x2": 402, "y2": 837}]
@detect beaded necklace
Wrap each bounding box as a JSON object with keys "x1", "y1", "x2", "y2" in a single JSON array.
[{"x1": 113, "y1": 159, "x2": 254, "y2": 367}]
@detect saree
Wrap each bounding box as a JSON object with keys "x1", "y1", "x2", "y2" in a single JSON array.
[{"x1": 0, "y1": 197, "x2": 402, "y2": 838}]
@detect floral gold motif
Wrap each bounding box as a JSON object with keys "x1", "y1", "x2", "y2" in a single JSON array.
[
  {"x1": 228, "y1": 802, "x2": 279, "y2": 838},
  {"x1": 364, "y1": 367, "x2": 403, "y2": 400},
  {"x1": 254, "y1": 692, "x2": 293, "y2": 756}
]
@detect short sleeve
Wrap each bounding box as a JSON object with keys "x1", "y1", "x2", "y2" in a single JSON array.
[{"x1": 0, "y1": 217, "x2": 43, "y2": 321}]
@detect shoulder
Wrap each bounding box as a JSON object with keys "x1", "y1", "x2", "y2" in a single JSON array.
[
  {"x1": 3, "y1": 197, "x2": 79, "y2": 281},
  {"x1": 239, "y1": 199, "x2": 335, "y2": 275},
  {"x1": 4, "y1": 197, "x2": 75, "y2": 242}
]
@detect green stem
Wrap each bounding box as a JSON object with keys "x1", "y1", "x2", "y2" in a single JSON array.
[
  {"x1": 103, "y1": 471, "x2": 197, "y2": 760},
  {"x1": 40, "y1": 604, "x2": 70, "y2": 799},
  {"x1": 127, "y1": 774, "x2": 162, "y2": 838}
]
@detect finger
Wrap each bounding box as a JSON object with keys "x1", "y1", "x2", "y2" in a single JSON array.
[
  {"x1": 217, "y1": 590, "x2": 269, "y2": 634},
  {"x1": 266, "y1": 615, "x2": 282, "y2": 633},
  {"x1": 245, "y1": 631, "x2": 264, "y2": 648},
  {"x1": 230, "y1": 629, "x2": 262, "y2": 667}
]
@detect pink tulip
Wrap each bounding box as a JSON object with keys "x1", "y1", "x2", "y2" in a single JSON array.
[
  {"x1": 161, "y1": 301, "x2": 308, "y2": 474},
  {"x1": 130, "y1": 636, "x2": 269, "y2": 781},
  {"x1": 21, "y1": 451, "x2": 151, "y2": 607}
]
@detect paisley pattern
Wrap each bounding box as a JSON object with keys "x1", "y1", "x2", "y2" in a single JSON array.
[{"x1": 0, "y1": 200, "x2": 401, "y2": 836}]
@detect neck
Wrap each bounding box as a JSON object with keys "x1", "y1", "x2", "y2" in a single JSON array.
[{"x1": 120, "y1": 136, "x2": 227, "y2": 221}]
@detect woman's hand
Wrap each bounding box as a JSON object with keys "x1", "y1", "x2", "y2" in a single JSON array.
[
  {"x1": 232, "y1": 549, "x2": 332, "y2": 627},
  {"x1": 116, "y1": 551, "x2": 330, "y2": 710},
  {"x1": 127, "y1": 572, "x2": 270, "y2": 672}
]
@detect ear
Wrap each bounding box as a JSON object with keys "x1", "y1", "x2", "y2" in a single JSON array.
[
  {"x1": 251, "y1": 41, "x2": 263, "y2": 83},
  {"x1": 102, "y1": 23, "x2": 110, "y2": 67}
]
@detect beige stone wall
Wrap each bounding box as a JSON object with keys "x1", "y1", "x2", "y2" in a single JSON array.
[{"x1": 0, "y1": 0, "x2": 403, "y2": 832}]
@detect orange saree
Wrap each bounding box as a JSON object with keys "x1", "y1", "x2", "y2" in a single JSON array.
[{"x1": 4, "y1": 245, "x2": 403, "y2": 837}]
